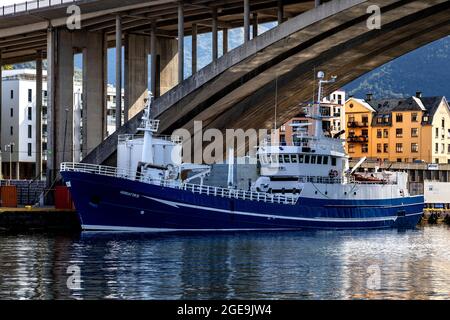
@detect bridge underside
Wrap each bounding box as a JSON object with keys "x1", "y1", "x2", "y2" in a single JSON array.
[{"x1": 84, "y1": 0, "x2": 450, "y2": 166}]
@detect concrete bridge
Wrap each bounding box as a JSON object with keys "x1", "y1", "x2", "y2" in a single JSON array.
[{"x1": 1, "y1": 0, "x2": 449, "y2": 180}]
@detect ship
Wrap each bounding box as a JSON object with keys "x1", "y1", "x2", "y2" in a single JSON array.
[{"x1": 60, "y1": 72, "x2": 424, "y2": 231}]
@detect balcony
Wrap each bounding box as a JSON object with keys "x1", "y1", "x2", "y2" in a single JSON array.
[
  {"x1": 347, "y1": 135, "x2": 369, "y2": 143},
  {"x1": 347, "y1": 121, "x2": 369, "y2": 128}
]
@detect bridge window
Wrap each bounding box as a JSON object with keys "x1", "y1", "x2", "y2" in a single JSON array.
[
  {"x1": 304, "y1": 155, "x2": 310, "y2": 164},
  {"x1": 291, "y1": 155, "x2": 298, "y2": 163},
  {"x1": 310, "y1": 155, "x2": 316, "y2": 164},
  {"x1": 298, "y1": 155, "x2": 304, "y2": 163},
  {"x1": 331, "y1": 157, "x2": 337, "y2": 166},
  {"x1": 279, "y1": 155, "x2": 284, "y2": 163},
  {"x1": 323, "y1": 156, "x2": 329, "y2": 165},
  {"x1": 271, "y1": 154, "x2": 278, "y2": 163},
  {"x1": 317, "y1": 156, "x2": 322, "y2": 165},
  {"x1": 284, "y1": 155, "x2": 290, "y2": 163}
]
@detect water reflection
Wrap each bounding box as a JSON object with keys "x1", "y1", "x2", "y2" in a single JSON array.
[{"x1": 0, "y1": 226, "x2": 450, "y2": 300}]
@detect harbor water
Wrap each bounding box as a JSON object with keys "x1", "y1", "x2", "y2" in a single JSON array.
[{"x1": 0, "y1": 225, "x2": 450, "y2": 300}]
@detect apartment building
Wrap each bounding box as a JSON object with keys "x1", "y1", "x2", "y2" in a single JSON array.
[{"x1": 345, "y1": 93, "x2": 450, "y2": 164}]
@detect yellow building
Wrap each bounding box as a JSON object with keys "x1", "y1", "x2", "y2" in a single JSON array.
[{"x1": 345, "y1": 94, "x2": 450, "y2": 164}]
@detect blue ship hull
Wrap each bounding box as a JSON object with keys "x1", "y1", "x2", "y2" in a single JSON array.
[{"x1": 61, "y1": 171, "x2": 424, "y2": 231}]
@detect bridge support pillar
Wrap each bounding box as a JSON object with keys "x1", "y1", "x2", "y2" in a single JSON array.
[
  {"x1": 115, "y1": 15, "x2": 123, "y2": 131},
  {"x1": 125, "y1": 34, "x2": 150, "y2": 121},
  {"x1": 223, "y1": 28, "x2": 228, "y2": 54},
  {"x1": 191, "y1": 23, "x2": 198, "y2": 74},
  {"x1": 150, "y1": 21, "x2": 157, "y2": 97},
  {"x1": 277, "y1": 0, "x2": 284, "y2": 24},
  {"x1": 177, "y1": 1, "x2": 184, "y2": 84},
  {"x1": 212, "y1": 7, "x2": 218, "y2": 61},
  {"x1": 55, "y1": 30, "x2": 74, "y2": 167},
  {"x1": 157, "y1": 37, "x2": 179, "y2": 96},
  {"x1": 46, "y1": 29, "x2": 107, "y2": 183},
  {"x1": 244, "y1": 0, "x2": 250, "y2": 42},
  {"x1": 252, "y1": 12, "x2": 258, "y2": 38},
  {"x1": 82, "y1": 32, "x2": 107, "y2": 158}
]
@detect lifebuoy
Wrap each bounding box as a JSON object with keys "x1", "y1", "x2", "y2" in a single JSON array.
[{"x1": 329, "y1": 170, "x2": 338, "y2": 178}]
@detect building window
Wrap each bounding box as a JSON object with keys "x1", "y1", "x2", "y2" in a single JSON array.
[
  {"x1": 10, "y1": 126, "x2": 13, "y2": 136},
  {"x1": 442, "y1": 118, "x2": 445, "y2": 128},
  {"x1": 362, "y1": 115, "x2": 369, "y2": 125},
  {"x1": 362, "y1": 144, "x2": 368, "y2": 153},
  {"x1": 411, "y1": 143, "x2": 418, "y2": 153},
  {"x1": 10, "y1": 90, "x2": 13, "y2": 99},
  {"x1": 10, "y1": 108, "x2": 13, "y2": 117},
  {"x1": 436, "y1": 128, "x2": 439, "y2": 138},
  {"x1": 397, "y1": 158, "x2": 402, "y2": 163},
  {"x1": 383, "y1": 143, "x2": 389, "y2": 153},
  {"x1": 376, "y1": 117, "x2": 383, "y2": 124},
  {"x1": 28, "y1": 89, "x2": 32, "y2": 103},
  {"x1": 396, "y1": 143, "x2": 403, "y2": 153},
  {"x1": 396, "y1": 128, "x2": 403, "y2": 138},
  {"x1": 442, "y1": 143, "x2": 445, "y2": 154},
  {"x1": 28, "y1": 125, "x2": 32, "y2": 139},
  {"x1": 435, "y1": 158, "x2": 439, "y2": 164},
  {"x1": 28, "y1": 143, "x2": 32, "y2": 157},
  {"x1": 280, "y1": 125, "x2": 286, "y2": 132},
  {"x1": 377, "y1": 144, "x2": 382, "y2": 153},
  {"x1": 362, "y1": 129, "x2": 368, "y2": 137},
  {"x1": 411, "y1": 128, "x2": 418, "y2": 137},
  {"x1": 377, "y1": 129, "x2": 382, "y2": 138},
  {"x1": 435, "y1": 143, "x2": 439, "y2": 153},
  {"x1": 28, "y1": 107, "x2": 32, "y2": 121},
  {"x1": 411, "y1": 113, "x2": 418, "y2": 122},
  {"x1": 396, "y1": 113, "x2": 403, "y2": 123},
  {"x1": 383, "y1": 129, "x2": 389, "y2": 138},
  {"x1": 448, "y1": 144, "x2": 450, "y2": 154},
  {"x1": 348, "y1": 144, "x2": 355, "y2": 153}
]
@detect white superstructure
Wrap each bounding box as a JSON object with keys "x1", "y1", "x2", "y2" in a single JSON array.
[{"x1": 253, "y1": 72, "x2": 411, "y2": 200}]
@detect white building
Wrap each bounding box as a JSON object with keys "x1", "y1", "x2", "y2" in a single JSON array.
[
  {"x1": 1, "y1": 69, "x2": 127, "y2": 179},
  {"x1": 0, "y1": 69, "x2": 49, "y2": 179}
]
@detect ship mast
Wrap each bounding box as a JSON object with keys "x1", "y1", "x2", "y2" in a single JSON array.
[
  {"x1": 138, "y1": 94, "x2": 160, "y2": 164},
  {"x1": 314, "y1": 71, "x2": 337, "y2": 138}
]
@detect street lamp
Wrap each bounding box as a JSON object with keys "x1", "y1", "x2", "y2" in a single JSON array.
[{"x1": 5, "y1": 143, "x2": 15, "y2": 181}]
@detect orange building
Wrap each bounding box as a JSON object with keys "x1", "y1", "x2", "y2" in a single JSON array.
[{"x1": 345, "y1": 93, "x2": 450, "y2": 164}]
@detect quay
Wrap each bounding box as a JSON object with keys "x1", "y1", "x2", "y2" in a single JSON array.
[{"x1": 0, "y1": 207, "x2": 80, "y2": 232}]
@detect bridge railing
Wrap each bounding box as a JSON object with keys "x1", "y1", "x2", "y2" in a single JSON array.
[{"x1": 1, "y1": 0, "x2": 77, "y2": 16}]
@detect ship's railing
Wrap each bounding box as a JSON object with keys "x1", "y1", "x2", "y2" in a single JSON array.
[
  {"x1": 158, "y1": 180, "x2": 297, "y2": 205},
  {"x1": 60, "y1": 162, "x2": 298, "y2": 205},
  {"x1": 118, "y1": 134, "x2": 181, "y2": 144}
]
